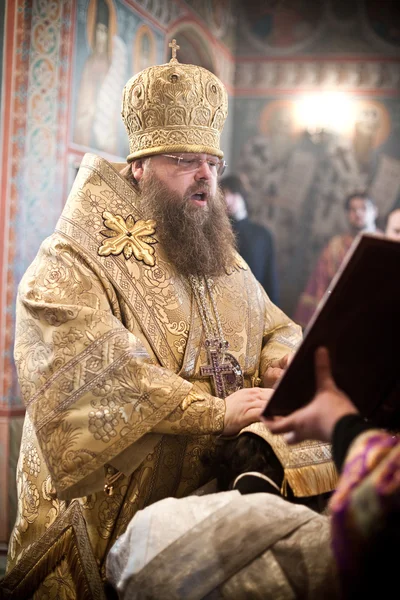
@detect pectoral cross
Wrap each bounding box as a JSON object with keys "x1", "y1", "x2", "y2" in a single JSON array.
[
  {"x1": 169, "y1": 39, "x2": 180, "y2": 61},
  {"x1": 200, "y1": 341, "x2": 234, "y2": 399}
]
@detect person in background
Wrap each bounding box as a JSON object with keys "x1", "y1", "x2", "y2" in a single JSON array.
[
  {"x1": 263, "y1": 346, "x2": 400, "y2": 599},
  {"x1": 385, "y1": 206, "x2": 400, "y2": 241},
  {"x1": 294, "y1": 192, "x2": 379, "y2": 329},
  {"x1": 220, "y1": 174, "x2": 280, "y2": 305}
]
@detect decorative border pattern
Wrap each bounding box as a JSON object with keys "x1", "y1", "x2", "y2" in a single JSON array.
[
  {"x1": 0, "y1": 1, "x2": 31, "y2": 409},
  {"x1": 235, "y1": 58, "x2": 400, "y2": 94},
  {"x1": 0, "y1": 0, "x2": 74, "y2": 547},
  {"x1": 1, "y1": 500, "x2": 106, "y2": 599},
  {"x1": 1, "y1": 0, "x2": 73, "y2": 409}
]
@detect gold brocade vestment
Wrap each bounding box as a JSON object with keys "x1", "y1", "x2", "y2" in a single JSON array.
[{"x1": 3, "y1": 154, "x2": 328, "y2": 600}]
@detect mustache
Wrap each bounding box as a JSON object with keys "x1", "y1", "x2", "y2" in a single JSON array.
[{"x1": 185, "y1": 183, "x2": 212, "y2": 198}]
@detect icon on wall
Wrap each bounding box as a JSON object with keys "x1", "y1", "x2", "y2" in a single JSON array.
[
  {"x1": 74, "y1": 0, "x2": 127, "y2": 155},
  {"x1": 364, "y1": 0, "x2": 400, "y2": 48},
  {"x1": 133, "y1": 25, "x2": 156, "y2": 74},
  {"x1": 352, "y1": 99, "x2": 391, "y2": 169},
  {"x1": 242, "y1": 0, "x2": 328, "y2": 54}
]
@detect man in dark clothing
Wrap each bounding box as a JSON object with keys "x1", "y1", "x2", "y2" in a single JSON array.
[{"x1": 220, "y1": 175, "x2": 280, "y2": 305}]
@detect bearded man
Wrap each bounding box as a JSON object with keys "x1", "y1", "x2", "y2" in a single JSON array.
[{"x1": 3, "y1": 43, "x2": 335, "y2": 600}]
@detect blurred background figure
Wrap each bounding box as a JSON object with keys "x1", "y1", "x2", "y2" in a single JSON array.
[
  {"x1": 220, "y1": 174, "x2": 280, "y2": 305},
  {"x1": 294, "y1": 192, "x2": 379, "y2": 329},
  {"x1": 385, "y1": 207, "x2": 400, "y2": 241}
]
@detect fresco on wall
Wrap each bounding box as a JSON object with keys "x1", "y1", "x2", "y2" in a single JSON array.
[
  {"x1": 240, "y1": 0, "x2": 328, "y2": 54},
  {"x1": 328, "y1": 0, "x2": 359, "y2": 22},
  {"x1": 234, "y1": 95, "x2": 400, "y2": 316},
  {"x1": 364, "y1": 0, "x2": 400, "y2": 47},
  {"x1": 72, "y1": 0, "x2": 164, "y2": 158},
  {"x1": 237, "y1": 0, "x2": 400, "y2": 56},
  {"x1": 236, "y1": 59, "x2": 400, "y2": 91},
  {"x1": 171, "y1": 29, "x2": 216, "y2": 73},
  {"x1": 206, "y1": 0, "x2": 235, "y2": 39},
  {"x1": 0, "y1": 0, "x2": 5, "y2": 119},
  {"x1": 74, "y1": 0, "x2": 122, "y2": 153},
  {"x1": 134, "y1": 0, "x2": 181, "y2": 27},
  {"x1": 232, "y1": 0, "x2": 400, "y2": 315},
  {"x1": 184, "y1": 0, "x2": 236, "y2": 48},
  {"x1": 133, "y1": 24, "x2": 156, "y2": 73}
]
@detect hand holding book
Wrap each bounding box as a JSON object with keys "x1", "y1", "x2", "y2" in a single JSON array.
[
  {"x1": 262, "y1": 347, "x2": 359, "y2": 444},
  {"x1": 262, "y1": 233, "x2": 400, "y2": 429}
]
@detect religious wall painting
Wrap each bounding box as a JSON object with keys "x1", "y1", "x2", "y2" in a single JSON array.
[
  {"x1": 295, "y1": 98, "x2": 391, "y2": 251},
  {"x1": 327, "y1": 0, "x2": 359, "y2": 24},
  {"x1": 144, "y1": 0, "x2": 179, "y2": 25},
  {"x1": 362, "y1": 0, "x2": 400, "y2": 49},
  {"x1": 168, "y1": 25, "x2": 216, "y2": 74},
  {"x1": 235, "y1": 58, "x2": 400, "y2": 93},
  {"x1": 351, "y1": 99, "x2": 391, "y2": 170},
  {"x1": 258, "y1": 99, "x2": 302, "y2": 173},
  {"x1": 244, "y1": 97, "x2": 391, "y2": 212},
  {"x1": 369, "y1": 154, "x2": 400, "y2": 220},
  {"x1": 239, "y1": 100, "x2": 298, "y2": 210},
  {"x1": 236, "y1": 95, "x2": 397, "y2": 316},
  {"x1": 238, "y1": 99, "x2": 307, "y2": 287},
  {"x1": 0, "y1": 1, "x2": 5, "y2": 115},
  {"x1": 72, "y1": 0, "x2": 168, "y2": 159},
  {"x1": 205, "y1": 0, "x2": 235, "y2": 40},
  {"x1": 170, "y1": 0, "x2": 235, "y2": 48},
  {"x1": 240, "y1": 0, "x2": 329, "y2": 55},
  {"x1": 73, "y1": 0, "x2": 127, "y2": 156},
  {"x1": 136, "y1": 0, "x2": 181, "y2": 26},
  {"x1": 86, "y1": 0, "x2": 117, "y2": 57},
  {"x1": 133, "y1": 24, "x2": 156, "y2": 74}
]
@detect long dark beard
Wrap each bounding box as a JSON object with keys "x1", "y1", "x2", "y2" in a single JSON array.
[{"x1": 138, "y1": 170, "x2": 237, "y2": 278}]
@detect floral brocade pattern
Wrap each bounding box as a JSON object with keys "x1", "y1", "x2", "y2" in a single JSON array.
[{"x1": 6, "y1": 154, "x2": 303, "y2": 598}]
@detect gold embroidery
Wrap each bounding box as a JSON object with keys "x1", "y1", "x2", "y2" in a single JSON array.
[
  {"x1": 251, "y1": 375, "x2": 262, "y2": 387},
  {"x1": 103, "y1": 465, "x2": 123, "y2": 497},
  {"x1": 9, "y1": 472, "x2": 40, "y2": 561},
  {"x1": 24, "y1": 443, "x2": 41, "y2": 477},
  {"x1": 2, "y1": 501, "x2": 105, "y2": 599},
  {"x1": 98, "y1": 212, "x2": 157, "y2": 264},
  {"x1": 8, "y1": 152, "x2": 307, "y2": 596},
  {"x1": 225, "y1": 253, "x2": 248, "y2": 275},
  {"x1": 121, "y1": 50, "x2": 227, "y2": 161},
  {"x1": 180, "y1": 391, "x2": 207, "y2": 411}
]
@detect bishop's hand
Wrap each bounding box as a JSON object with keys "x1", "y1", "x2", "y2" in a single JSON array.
[
  {"x1": 222, "y1": 387, "x2": 274, "y2": 437},
  {"x1": 263, "y1": 353, "x2": 293, "y2": 388}
]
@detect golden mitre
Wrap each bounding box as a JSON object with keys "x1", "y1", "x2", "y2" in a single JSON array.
[{"x1": 121, "y1": 39, "x2": 228, "y2": 162}]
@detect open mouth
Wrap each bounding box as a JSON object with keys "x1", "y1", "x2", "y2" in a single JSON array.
[{"x1": 190, "y1": 192, "x2": 208, "y2": 204}]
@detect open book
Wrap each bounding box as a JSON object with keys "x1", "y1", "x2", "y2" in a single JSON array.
[{"x1": 263, "y1": 233, "x2": 400, "y2": 426}]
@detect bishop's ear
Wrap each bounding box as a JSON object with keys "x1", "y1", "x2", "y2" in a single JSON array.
[{"x1": 131, "y1": 159, "x2": 145, "y2": 182}]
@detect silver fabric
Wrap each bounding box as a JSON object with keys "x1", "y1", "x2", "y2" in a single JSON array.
[{"x1": 106, "y1": 491, "x2": 339, "y2": 599}]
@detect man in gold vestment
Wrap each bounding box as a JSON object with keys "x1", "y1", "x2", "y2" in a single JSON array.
[{"x1": 3, "y1": 42, "x2": 335, "y2": 600}]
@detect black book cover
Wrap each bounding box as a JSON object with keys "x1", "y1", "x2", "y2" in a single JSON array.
[{"x1": 263, "y1": 233, "x2": 400, "y2": 428}]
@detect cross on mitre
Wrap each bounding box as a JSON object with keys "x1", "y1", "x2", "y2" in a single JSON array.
[{"x1": 169, "y1": 39, "x2": 180, "y2": 61}]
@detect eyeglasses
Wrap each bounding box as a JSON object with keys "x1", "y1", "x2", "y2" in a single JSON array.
[{"x1": 161, "y1": 154, "x2": 227, "y2": 177}]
